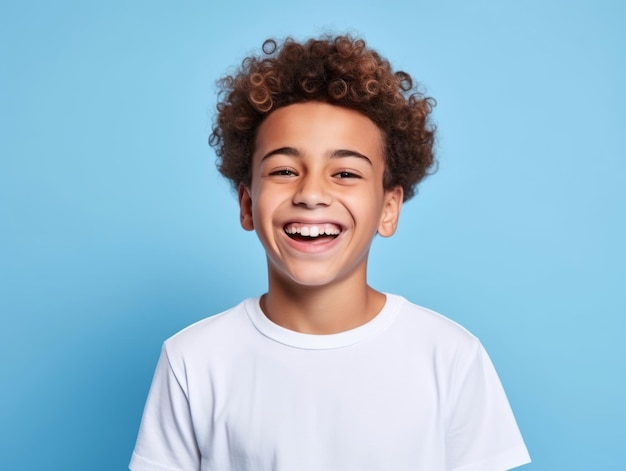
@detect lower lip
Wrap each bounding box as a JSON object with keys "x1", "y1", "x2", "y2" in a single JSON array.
[{"x1": 282, "y1": 232, "x2": 342, "y2": 254}]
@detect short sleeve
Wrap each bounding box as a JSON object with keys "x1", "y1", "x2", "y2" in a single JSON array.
[
  {"x1": 129, "y1": 346, "x2": 201, "y2": 471},
  {"x1": 446, "y1": 341, "x2": 531, "y2": 471}
]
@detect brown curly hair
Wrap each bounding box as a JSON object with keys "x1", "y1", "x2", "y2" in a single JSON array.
[{"x1": 209, "y1": 35, "x2": 436, "y2": 201}]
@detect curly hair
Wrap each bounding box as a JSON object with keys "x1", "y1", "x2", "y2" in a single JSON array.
[{"x1": 209, "y1": 35, "x2": 436, "y2": 201}]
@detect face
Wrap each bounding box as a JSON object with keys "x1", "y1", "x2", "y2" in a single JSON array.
[{"x1": 239, "y1": 102, "x2": 403, "y2": 290}]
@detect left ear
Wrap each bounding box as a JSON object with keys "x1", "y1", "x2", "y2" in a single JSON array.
[{"x1": 377, "y1": 185, "x2": 403, "y2": 237}]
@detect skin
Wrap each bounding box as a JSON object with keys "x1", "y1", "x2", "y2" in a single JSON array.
[{"x1": 239, "y1": 102, "x2": 403, "y2": 334}]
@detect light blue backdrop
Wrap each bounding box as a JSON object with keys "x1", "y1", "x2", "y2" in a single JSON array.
[{"x1": 1, "y1": 0, "x2": 624, "y2": 469}]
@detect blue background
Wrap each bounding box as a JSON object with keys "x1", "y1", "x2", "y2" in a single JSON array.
[{"x1": 1, "y1": 0, "x2": 624, "y2": 469}]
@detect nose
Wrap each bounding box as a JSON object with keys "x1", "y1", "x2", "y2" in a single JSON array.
[{"x1": 292, "y1": 173, "x2": 332, "y2": 208}]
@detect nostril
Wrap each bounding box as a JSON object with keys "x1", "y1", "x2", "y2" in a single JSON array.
[{"x1": 292, "y1": 183, "x2": 332, "y2": 207}]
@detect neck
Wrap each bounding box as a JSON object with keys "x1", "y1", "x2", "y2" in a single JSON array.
[{"x1": 261, "y1": 272, "x2": 386, "y2": 334}]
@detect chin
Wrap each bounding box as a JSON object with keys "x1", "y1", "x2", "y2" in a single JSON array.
[
  {"x1": 287, "y1": 274, "x2": 340, "y2": 288},
  {"x1": 274, "y1": 266, "x2": 346, "y2": 289}
]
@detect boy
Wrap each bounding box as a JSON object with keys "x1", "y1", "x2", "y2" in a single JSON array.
[{"x1": 130, "y1": 35, "x2": 531, "y2": 471}]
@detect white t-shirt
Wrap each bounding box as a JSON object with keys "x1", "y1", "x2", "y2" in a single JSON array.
[{"x1": 130, "y1": 294, "x2": 530, "y2": 471}]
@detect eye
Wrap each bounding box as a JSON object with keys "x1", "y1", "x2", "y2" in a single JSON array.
[
  {"x1": 334, "y1": 170, "x2": 361, "y2": 179},
  {"x1": 269, "y1": 168, "x2": 296, "y2": 177}
]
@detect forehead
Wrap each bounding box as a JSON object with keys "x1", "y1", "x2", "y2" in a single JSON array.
[{"x1": 253, "y1": 102, "x2": 384, "y2": 162}]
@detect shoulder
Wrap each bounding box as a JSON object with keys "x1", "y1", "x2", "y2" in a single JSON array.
[
  {"x1": 382, "y1": 294, "x2": 486, "y2": 376},
  {"x1": 388, "y1": 293, "x2": 479, "y2": 347},
  {"x1": 161, "y1": 298, "x2": 259, "y2": 365}
]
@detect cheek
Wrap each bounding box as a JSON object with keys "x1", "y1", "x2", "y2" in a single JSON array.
[
  {"x1": 251, "y1": 191, "x2": 279, "y2": 224},
  {"x1": 349, "y1": 187, "x2": 384, "y2": 210}
]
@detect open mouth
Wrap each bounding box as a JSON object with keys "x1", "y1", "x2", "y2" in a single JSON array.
[{"x1": 284, "y1": 223, "x2": 341, "y2": 242}]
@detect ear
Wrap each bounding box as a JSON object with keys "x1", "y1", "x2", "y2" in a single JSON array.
[
  {"x1": 238, "y1": 184, "x2": 255, "y2": 231},
  {"x1": 377, "y1": 185, "x2": 403, "y2": 237}
]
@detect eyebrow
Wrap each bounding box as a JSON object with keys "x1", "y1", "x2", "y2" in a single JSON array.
[{"x1": 260, "y1": 147, "x2": 373, "y2": 165}]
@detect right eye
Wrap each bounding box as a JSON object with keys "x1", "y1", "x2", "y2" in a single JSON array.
[{"x1": 269, "y1": 168, "x2": 296, "y2": 176}]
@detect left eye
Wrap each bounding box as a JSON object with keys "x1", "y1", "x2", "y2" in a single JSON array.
[{"x1": 335, "y1": 171, "x2": 360, "y2": 179}]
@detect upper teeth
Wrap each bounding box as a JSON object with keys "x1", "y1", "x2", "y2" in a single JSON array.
[{"x1": 285, "y1": 224, "x2": 341, "y2": 237}]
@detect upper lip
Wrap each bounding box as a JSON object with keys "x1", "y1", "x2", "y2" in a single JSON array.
[
  {"x1": 282, "y1": 218, "x2": 345, "y2": 234},
  {"x1": 282, "y1": 217, "x2": 344, "y2": 225}
]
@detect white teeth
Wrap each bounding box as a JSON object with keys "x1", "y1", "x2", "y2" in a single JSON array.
[{"x1": 284, "y1": 223, "x2": 341, "y2": 238}]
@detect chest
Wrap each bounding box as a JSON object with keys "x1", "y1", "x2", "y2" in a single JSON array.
[{"x1": 189, "y1": 345, "x2": 448, "y2": 470}]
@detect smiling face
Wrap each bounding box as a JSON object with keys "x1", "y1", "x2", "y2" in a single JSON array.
[{"x1": 239, "y1": 102, "x2": 403, "y2": 291}]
